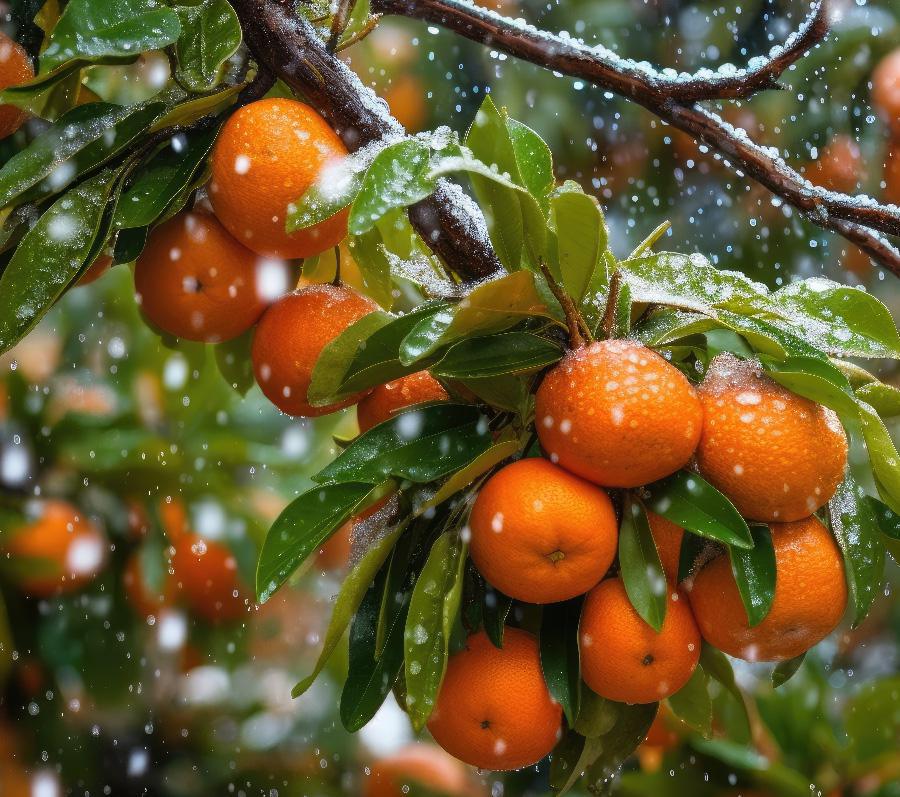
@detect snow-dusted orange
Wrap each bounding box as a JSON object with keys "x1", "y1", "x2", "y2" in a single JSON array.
[
  {"x1": 535, "y1": 339, "x2": 703, "y2": 487},
  {"x1": 688, "y1": 516, "x2": 847, "y2": 661},
  {"x1": 251, "y1": 284, "x2": 377, "y2": 416},
  {"x1": 469, "y1": 458, "x2": 617, "y2": 603},
  {"x1": 356, "y1": 371, "x2": 449, "y2": 433},
  {"x1": 579, "y1": 577, "x2": 700, "y2": 704},
  {"x1": 695, "y1": 354, "x2": 847, "y2": 522},
  {"x1": 427, "y1": 629, "x2": 562, "y2": 771},
  {"x1": 209, "y1": 98, "x2": 349, "y2": 258}
]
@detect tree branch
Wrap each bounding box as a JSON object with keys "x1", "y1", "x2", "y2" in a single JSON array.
[
  {"x1": 228, "y1": 0, "x2": 501, "y2": 281},
  {"x1": 371, "y1": 0, "x2": 900, "y2": 277}
]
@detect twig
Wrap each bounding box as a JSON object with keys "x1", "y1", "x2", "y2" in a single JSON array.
[
  {"x1": 600, "y1": 270, "x2": 624, "y2": 341},
  {"x1": 539, "y1": 262, "x2": 588, "y2": 349},
  {"x1": 335, "y1": 13, "x2": 382, "y2": 52},
  {"x1": 328, "y1": 0, "x2": 358, "y2": 51}
]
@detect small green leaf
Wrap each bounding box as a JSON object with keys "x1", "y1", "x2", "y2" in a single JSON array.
[
  {"x1": 643, "y1": 470, "x2": 753, "y2": 550},
  {"x1": 857, "y1": 400, "x2": 900, "y2": 514},
  {"x1": 404, "y1": 530, "x2": 467, "y2": 731},
  {"x1": 582, "y1": 701, "x2": 659, "y2": 787},
  {"x1": 0, "y1": 167, "x2": 121, "y2": 354},
  {"x1": 40, "y1": 0, "x2": 181, "y2": 74},
  {"x1": 540, "y1": 598, "x2": 582, "y2": 726},
  {"x1": 256, "y1": 482, "x2": 382, "y2": 602},
  {"x1": 548, "y1": 184, "x2": 605, "y2": 302},
  {"x1": 699, "y1": 644, "x2": 752, "y2": 734},
  {"x1": 619, "y1": 496, "x2": 667, "y2": 632},
  {"x1": 828, "y1": 473, "x2": 886, "y2": 627},
  {"x1": 634, "y1": 308, "x2": 719, "y2": 347},
  {"x1": 432, "y1": 331, "x2": 562, "y2": 379},
  {"x1": 482, "y1": 587, "x2": 512, "y2": 649},
  {"x1": 763, "y1": 356, "x2": 858, "y2": 418},
  {"x1": 667, "y1": 663, "x2": 712, "y2": 737},
  {"x1": 314, "y1": 404, "x2": 493, "y2": 486},
  {"x1": 772, "y1": 653, "x2": 805, "y2": 688},
  {"x1": 506, "y1": 117, "x2": 553, "y2": 205},
  {"x1": 855, "y1": 381, "x2": 900, "y2": 417},
  {"x1": 213, "y1": 328, "x2": 255, "y2": 395},
  {"x1": 729, "y1": 523, "x2": 776, "y2": 628},
  {"x1": 292, "y1": 519, "x2": 405, "y2": 697},
  {"x1": 868, "y1": 496, "x2": 900, "y2": 541},
  {"x1": 174, "y1": 0, "x2": 242, "y2": 92}
]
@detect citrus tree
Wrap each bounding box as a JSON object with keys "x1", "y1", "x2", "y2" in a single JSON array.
[{"x1": 0, "y1": 0, "x2": 899, "y2": 795}]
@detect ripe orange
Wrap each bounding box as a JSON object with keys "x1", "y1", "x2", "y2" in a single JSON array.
[
  {"x1": 78, "y1": 254, "x2": 112, "y2": 286},
  {"x1": 872, "y1": 47, "x2": 900, "y2": 135},
  {"x1": 158, "y1": 497, "x2": 190, "y2": 544},
  {"x1": 123, "y1": 549, "x2": 175, "y2": 618},
  {"x1": 885, "y1": 144, "x2": 900, "y2": 206},
  {"x1": 535, "y1": 339, "x2": 703, "y2": 487},
  {"x1": 427, "y1": 628, "x2": 562, "y2": 771},
  {"x1": 384, "y1": 74, "x2": 427, "y2": 132},
  {"x1": 134, "y1": 212, "x2": 272, "y2": 342},
  {"x1": 468, "y1": 458, "x2": 617, "y2": 603},
  {"x1": 209, "y1": 97, "x2": 349, "y2": 258},
  {"x1": 808, "y1": 134, "x2": 864, "y2": 192},
  {"x1": 2, "y1": 500, "x2": 106, "y2": 597},
  {"x1": 251, "y1": 283, "x2": 377, "y2": 416},
  {"x1": 0, "y1": 33, "x2": 34, "y2": 139},
  {"x1": 647, "y1": 511, "x2": 684, "y2": 583},
  {"x1": 363, "y1": 744, "x2": 477, "y2": 797},
  {"x1": 579, "y1": 577, "x2": 700, "y2": 704},
  {"x1": 171, "y1": 534, "x2": 247, "y2": 622},
  {"x1": 357, "y1": 371, "x2": 449, "y2": 433},
  {"x1": 317, "y1": 496, "x2": 389, "y2": 570},
  {"x1": 688, "y1": 515, "x2": 847, "y2": 661},
  {"x1": 695, "y1": 353, "x2": 847, "y2": 522}
]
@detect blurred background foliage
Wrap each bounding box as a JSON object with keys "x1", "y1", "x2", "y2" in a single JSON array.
[{"x1": 0, "y1": 0, "x2": 897, "y2": 795}]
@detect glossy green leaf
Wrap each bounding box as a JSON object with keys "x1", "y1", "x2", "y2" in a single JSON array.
[
  {"x1": 857, "y1": 400, "x2": 900, "y2": 514},
  {"x1": 763, "y1": 356, "x2": 858, "y2": 418},
  {"x1": 506, "y1": 117, "x2": 554, "y2": 204},
  {"x1": 827, "y1": 473, "x2": 886, "y2": 627},
  {"x1": 213, "y1": 328, "x2": 255, "y2": 395},
  {"x1": 868, "y1": 496, "x2": 900, "y2": 541},
  {"x1": 855, "y1": 381, "x2": 900, "y2": 417},
  {"x1": 404, "y1": 530, "x2": 466, "y2": 731},
  {"x1": 174, "y1": 0, "x2": 242, "y2": 92},
  {"x1": 292, "y1": 519, "x2": 405, "y2": 697},
  {"x1": 151, "y1": 83, "x2": 242, "y2": 130},
  {"x1": 691, "y1": 739, "x2": 811, "y2": 797},
  {"x1": 256, "y1": 482, "x2": 381, "y2": 602},
  {"x1": 667, "y1": 663, "x2": 712, "y2": 737},
  {"x1": 634, "y1": 308, "x2": 719, "y2": 347},
  {"x1": 0, "y1": 167, "x2": 121, "y2": 354},
  {"x1": 699, "y1": 644, "x2": 751, "y2": 734},
  {"x1": 314, "y1": 404, "x2": 492, "y2": 486},
  {"x1": 432, "y1": 331, "x2": 562, "y2": 379},
  {"x1": 582, "y1": 701, "x2": 659, "y2": 787},
  {"x1": 40, "y1": 0, "x2": 181, "y2": 73},
  {"x1": 643, "y1": 470, "x2": 753, "y2": 550},
  {"x1": 540, "y1": 598, "x2": 582, "y2": 726},
  {"x1": 483, "y1": 587, "x2": 512, "y2": 649},
  {"x1": 619, "y1": 497, "x2": 667, "y2": 632},
  {"x1": 548, "y1": 183, "x2": 606, "y2": 302},
  {"x1": 729, "y1": 523, "x2": 776, "y2": 627},
  {"x1": 772, "y1": 653, "x2": 805, "y2": 688}
]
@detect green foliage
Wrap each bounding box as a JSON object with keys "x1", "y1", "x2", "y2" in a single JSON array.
[{"x1": 618, "y1": 497, "x2": 667, "y2": 632}]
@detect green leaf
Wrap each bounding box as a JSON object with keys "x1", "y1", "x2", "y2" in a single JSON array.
[
  {"x1": 174, "y1": 0, "x2": 242, "y2": 92},
  {"x1": 667, "y1": 663, "x2": 712, "y2": 737},
  {"x1": 772, "y1": 653, "x2": 805, "y2": 688},
  {"x1": 113, "y1": 226, "x2": 148, "y2": 264},
  {"x1": 114, "y1": 125, "x2": 219, "y2": 230},
  {"x1": 763, "y1": 356, "x2": 858, "y2": 417},
  {"x1": 540, "y1": 598, "x2": 582, "y2": 726},
  {"x1": 548, "y1": 730, "x2": 590, "y2": 796},
  {"x1": 349, "y1": 139, "x2": 434, "y2": 236},
  {"x1": 643, "y1": 470, "x2": 753, "y2": 550},
  {"x1": 314, "y1": 404, "x2": 492, "y2": 486},
  {"x1": 399, "y1": 271, "x2": 551, "y2": 365},
  {"x1": 634, "y1": 308, "x2": 719, "y2": 347},
  {"x1": 857, "y1": 400, "x2": 900, "y2": 514},
  {"x1": 0, "y1": 65, "x2": 82, "y2": 119},
  {"x1": 550, "y1": 692, "x2": 622, "y2": 794},
  {"x1": 292, "y1": 518, "x2": 405, "y2": 697},
  {"x1": 151, "y1": 83, "x2": 242, "y2": 130},
  {"x1": 213, "y1": 327, "x2": 255, "y2": 395},
  {"x1": 40, "y1": 0, "x2": 181, "y2": 74},
  {"x1": 690, "y1": 739, "x2": 812, "y2": 797},
  {"x1": 854, "y1": 381, "x2": 900, "y2": 417},
  {"x1": 619, "y1": 496, "x2": 667, "y2": 632},
  {"x1": 728, "y1": 523, "x2": 776, "y2": 628},
  {"x1": 582, "y1": 701, "x2": 659, "y2": 787},
  {"x1": 548, "y1": 184, "x2": 606, "y2": 302},
  {"x1": 482, "y1": 586, "x2": 512, "y2": 649},
  {"x1": 404, "y1": 530, "x2": 466, "y2": 731},
  {"x1": 432, "y1": 331, "x2": 562, "y2": 379},
  {"x1": 348, "y1": 224, "x2": 394, "y2": 310},
  {"x1": 845, "y1": 676, "x2": 900, "y2": 764},
  {"x1": 0, "y1": 167, "x2": 121, "y2": 354},
  {"x1": 256, "y1": 482, "x2": 381, "y2": 602},
  {"x1": 699, "y1": 644, "x2": 752, "y2": 734},
  {"x1": 827, "y1": 473, "x2": 886, "y2": 627},
  {"x1": 341, "y1": 558, "x2": 408, "y2": 732},
  {"x1": 506, "y1": 117, "x2": 554, "y2": 204},
  {"x1": 868, "y1": 496, "x2": 900, "y2": 541},
  {"x1": 309, "y1": 305, "x2": 444, "y2": 404}
]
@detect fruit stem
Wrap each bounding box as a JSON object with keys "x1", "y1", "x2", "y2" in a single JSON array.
[
  {"x1": 332, "y1": 246, "x2": 342, "y2": 286},
  {"x1": 539, "y1": 262, "x2": 590, "y2": 349},
  {"x1": 327, "y1": 0, "x2": 358, "y2": 52},
  {"x1": 335, "y1": 13, "x2": 383, "y2": 52},
  {"x1": 599, "y1": 269, "x2": 624, "y2": 340}
]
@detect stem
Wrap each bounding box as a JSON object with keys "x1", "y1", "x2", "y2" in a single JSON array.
[
  {"x1": 600, "y1": 270, "x2": 624, "y2": 341},
  {"x1": 539, "y1": 262, "x2": 588, "y2": 350},
  {"x1": 332, "y1": 246, "x2": 342, "y2": 286}
]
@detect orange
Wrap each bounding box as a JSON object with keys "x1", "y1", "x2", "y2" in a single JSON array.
[
  {"x1": 535, "y1": 339, "x2": 703, "y2": 487},
  {"x1": 384, "y1": 74, "x2": 427, "y2": 132},
  {"x1": 78, "y1": 254, "x2": 112, "y2": 286},
  {"x1": 468, "y1": 458, "x2": 617, "y2": 603},
  {"x1": 579, "y1": 577, "x2": 700, "y2": 704},
  {"x1": 209, "y1": 97, "x2": 349, "y2": 258},
  {"x1": 688, "y1": 516, "x2": 847, "y2": 661},
  {"x1": 695, "y1": 353, "x2": 847, "y2": 522},
  {"x1": 134, "y1": 212, "x2": 272, "y2": 342},
  {"x1": 808, "y1": 134, "x2": 864, "y2": 192},
  {"x1": 885, "y1": 144, "x2": 900, "y2": 206},
  {"x1": 647, "y1": 511, "x2": 684, "y2": 583},
  {"x1": 872, "y1": 47, "x2": 900, "y2": 136},
  {"x1": 171, "y1": 534, "x2": 248, "y2": 622},
  {"x1": 158, "y1": 497, "x2": 190, "y2": 544},
  {"x1": 637, "y1": 705, "x2": 681, "y2": 772},
  {"x1": 0, "y1": 33, "x2": 34, "y2": 139},
  {"x1": 363, "y1": 744, "x2": 477, "y2": 797},
  {"x1": 357, "y1": 371, "x2": 449, "y2": 433},
  {"x1": 2, "y1": 500, "x2": 106, "y2": 597},
  {"x1": 123, "y1": 548, "x2": 175, "y2": 618},
  {"x1": 251, "y1": 283, "x2": 377, "y2": 416},
  {"x1": 427, "y1": 628, "x2": 562, "y2": 771},
  {"x1": 317, "y1": 495, "x2": 389, "y2": 570}
]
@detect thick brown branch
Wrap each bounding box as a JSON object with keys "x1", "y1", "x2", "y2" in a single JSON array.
[
  {"x1": 372, "y1": 0, "x2": 900, "y2": 275},
  {"x1": 228, "y1": 0, "x2": 500, "y2": 280},
  {"x1": 371, "y1": 0, "x2": 829, "y2": 103}
]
